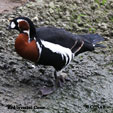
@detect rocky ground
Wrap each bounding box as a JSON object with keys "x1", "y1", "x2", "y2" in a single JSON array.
[{"x1": 0, "y1": 0, "x2": 113, "y2": 113}]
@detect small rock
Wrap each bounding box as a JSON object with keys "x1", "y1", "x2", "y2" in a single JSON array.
[
  {"x1": 49, "y1": 2, "x2": 55, "y2": 8},
  {"x1": 98, "y1": 23, "x2": 108, "y2": 30},
  {"x1": 49, "y1": 8, "x2": 54, "y2": 14}
]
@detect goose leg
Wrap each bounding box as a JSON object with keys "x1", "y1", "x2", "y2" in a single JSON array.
[
  {"x1": 54, "y1": 70, "x2": 67, "y2": 87},
  {"x1": 39, "y1": 70, "x2": 67, "y2": 96}
]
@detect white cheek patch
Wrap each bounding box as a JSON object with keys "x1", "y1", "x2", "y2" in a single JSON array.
[{"x1": 10, "y1": 22, "x2": 16, "y2": 28}]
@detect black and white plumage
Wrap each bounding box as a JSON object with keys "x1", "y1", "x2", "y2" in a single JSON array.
[
  {"x1": 36, "y1": 27, "x2": 104, "y2": 71},
  {"x1": 9, "y1": 17, "x2": 105, "y2": 95}
]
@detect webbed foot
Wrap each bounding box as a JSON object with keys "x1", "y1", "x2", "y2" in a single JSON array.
[
  {"x1": 39, "y1": 86, "x2": 56, "y2": 96},
  {"x1": 54, "y1": 71, "x2": 68, "y2": 87}
]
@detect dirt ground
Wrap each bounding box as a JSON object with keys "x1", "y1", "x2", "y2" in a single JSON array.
[
  {"x1": 0, "y1": 0, "x2": 27, "y2": 13},
  {"x1": 0, "y1": 0, "x2": 113, "y2": 113}
]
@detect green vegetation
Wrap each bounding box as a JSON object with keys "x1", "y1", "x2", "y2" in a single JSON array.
[
  {"x1": 109, "y1": 17, "x2": 113, "y2": 23},
  {"x1": 95, "y1": 0, "x2": 107, "y2": 5},
  {"x1": 89, "y1": 27, "x2": 96, "y2": 33},
  {"x1": 77, "y1": 14, "x2": 87, "y2": 23}
]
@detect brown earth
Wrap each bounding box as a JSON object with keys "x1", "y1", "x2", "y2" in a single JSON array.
[{"x1": 0, "y1": 0, "x2": 28, "y2": 13}]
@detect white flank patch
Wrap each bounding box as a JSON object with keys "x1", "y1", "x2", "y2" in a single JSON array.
[
  {"x1": 10, "y1": 22, "x2": 16, "y2": 28},
  {"x1": 41, "y1": 40, "x2": 73, "y2": 65},
  {"x1": 36, "y1": 42, "x2": 42, "y2": 61}
]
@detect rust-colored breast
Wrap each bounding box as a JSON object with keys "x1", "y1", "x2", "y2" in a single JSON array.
[{"x1": 15, "y1": 33, "x2": 39, "y2": 62}]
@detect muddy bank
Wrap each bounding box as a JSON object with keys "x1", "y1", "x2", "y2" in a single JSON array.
[
  {"x1": 0, "y1": 0, "x2": 26, "y2": 14},
  {"x1": 0, "y1": 0, "x2": 113, "y2": 113}
]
